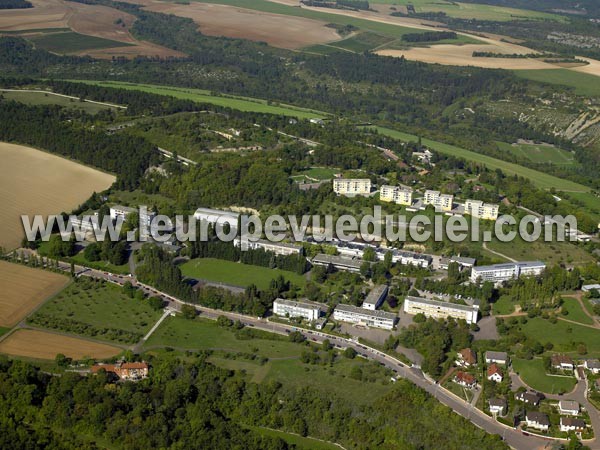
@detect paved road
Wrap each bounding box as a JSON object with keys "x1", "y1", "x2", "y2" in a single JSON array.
[{"x1": 11, "y1": 254, "x2": 600, "y2": 450}]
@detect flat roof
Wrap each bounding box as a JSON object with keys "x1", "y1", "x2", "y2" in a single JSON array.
[
  {"x1": 472, "y1": 261, "x2": 545, "y2": 272},
  {"x1": 405, "y1": 296, "x2": 478, "y2": 313},
  {"x1": 334, "y1": 303, "x2": 397, "y2": 320},
  {"x1": 274, "y1": 298, "x2": 324, "y2": 311},
  {"x1": 256, "y1": 239, "x2": 302, "y2": 250},
  {"x1": 194, "y1": 207, "x2": 240, "y2": 217},
  {"x1": 312, "y1": 254, "x2": 363, "y2": 269},
  {"x1": 450, "y1": 256, "x2": 476, "y2": 265},
  {"x1": 110, "y1": 204, "x2": 136, "y2": 213}
]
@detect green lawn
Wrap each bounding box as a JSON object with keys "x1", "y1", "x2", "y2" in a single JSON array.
[
  {"x1": 29, "y1": 31, "x2": 133, "y2": 54},
  {"x1": 486, "y1": 238, "x2": 594, "y2": 267},
  {"x1": 0, "y1": 89, "x2": 117, "y2": 114},
  {"x1": 246, "y1": 425, "x2": 341, "y2": 450},
  {"x1": 67, "y1": 80, "x2": 328, "y2": 119},
  {"x1": 0, "y1": 327, "x2": 10, "y2": 338},
  {"x1": 496, "y1": 141, "x2": 575, "y2": 166},
  {"x1": 372, "y1": 0, "x2": 565, "y2": 21},
  {"x1": 70, "y1": 251, "x2": 130, "y2": 275},
  {"x1": 514, "y1": 69, "x2": 600, "y2": 98},
  {"x1": 29, "y1": 278, "x2": 162, "y2": 343},
  {"x1": 180, "y1": 258, "x2": 307, "y2": 290},
  {"x1": 520, "y1": 317, "x2": 600, "y2": 356},
  {"x1": 375, "y1": 126, "x2": 590, "y2": 192},
  {"x1": 492, "y1": 295, "x2": 515, "y2": 315},
  {"x1": 561, "y1": 297, "x2": 594, "y2": 325},
  {"x1": 512, "y1": 358, "x2": 576, "y2": 394}
]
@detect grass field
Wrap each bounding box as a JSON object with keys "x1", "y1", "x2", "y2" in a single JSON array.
[
  {"x1": 487, "y1": 238, "x2": 594, "y2": 267},
  {"x1": 375, "y1": 126, "x2": 591, "y2": 192},
  {"x1": 0, "y1": 142, "x2": 115, "y2": 250},
  {"x1": 67, "y1": 80, "x2": 328, "y2": 119},
  {"x1": 180, "y1": 258, "x2": 307, "y2": 290},
  {"x1": 0, "y1": 28, "x2": 70, "y2": 35},
  {"x1": 0, "y1": 89, "x2": 118, "y2": 114},
  {"x1": 0, "y1": 329, "x2": 121, "y2": 360},
  {"x1": 292, "y1": 167, "x2": 339, "y2": 181},
  {"x1": 30, "y1": 278, "x2": 162, "y2": 342},
  {"x1": 0, "y1": 261, "x2": 69, "y2": 328},
  {"x1": 512, "y1": 358, "x2": 576, "y2": 394},
  {"x1": 371, "y1": 0, "x2": 564, "y2": 21},
  {"x1": 520, "y1": 317, "x2": 600, "y2": 356},
  {"x1": 0, "y1": 327, "x2": 9, "y2": 338},
  {"x1": 492, "y1": 295, "x2": 515, "y2": 315},
  {"x1": 496, "y1": 141, "x2": 575, "y2": 166},
  {"x1": 514, "y1": 69, "x2": 600, "y2": 97},
  {"x1": 29, "y1": 31, "x2": 133, "y2": 54},
  {"x1": 561, "y1": 297, "x2": 594, "y2": 325},
  {"x1": 245, "y1": 426, "x2": 341, "y2": 450},
  {"x1": 70, "y1": 250, "x2": 130, "y2": 275}
]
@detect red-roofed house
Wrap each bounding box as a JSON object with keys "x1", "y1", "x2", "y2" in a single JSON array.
[
  {"x1": 92, "y1": 361, "x2": 149, "y2": 381},
  {"x1": 487, "y1": 363, "x2": 503, "y2": 383},
  {"x1": 457, "y1": 348, "x2": 477, "y2": 367},
  {"x1": 454, "y1": 371, "x2": 476, "y2": 389}
]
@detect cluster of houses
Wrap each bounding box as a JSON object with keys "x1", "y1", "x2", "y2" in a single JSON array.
[
  {"x1": 454, "y1": 350, "x2": 508, "y2": 390},
  {"x1": 521, "y1": 396, "x2": 587, "y2": 434}
]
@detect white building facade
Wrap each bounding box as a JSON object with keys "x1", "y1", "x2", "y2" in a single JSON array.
[{"x1": 403, "y1": 296, "x2": 479, "y2": 324}]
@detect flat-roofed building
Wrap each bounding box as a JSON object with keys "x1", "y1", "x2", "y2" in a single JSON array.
[
  {"x1": 239, "y1": 239, "x2": 302, "y2": 256},
  {"x1": 110, "y1": 205, "x2": 137, "y2": 222},
  {"x1": 470, "y1": 261, "x2": 545, "y2": 284},
  {"x1": 379, "y1": 185, "x2": 413, "y2": 206},
  {"x1": 403, "y1": 296, "x2": 479, "y2": 324},
  {"x1": 193, "y1": 207, "x2": 240, "y2": 230},
  {"x1": 362, "y1": 285, "x2": 389, "y2": 310},
  {"x1": 465, "y1": 199, "x2": 499, "y2": 221},
  {"x1": 423, "y1": 190, "x2": 453, "y2": 212},
  {"x1": 273, "y1": 298, "x2": 323, "y2": 321},
  {"x1": 450, "y1": 256, "x2": 476, "y2": 269},
  {"x1": 312, "y1": 254, "x2": 364, "y2": 273},
  {"x1": 395, "y1": 250, "x2": 432, "y2": 268},
  {"x1": 333, "y1": 304, "x2": 397, "y2": 330},
  {"x1": 333, "y1": 178, "x2": 372, "y2": 196}
]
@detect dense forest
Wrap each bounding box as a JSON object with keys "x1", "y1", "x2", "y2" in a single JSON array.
[{"x1": 0, "y1": 355, "x2": 508, "y2": 449}]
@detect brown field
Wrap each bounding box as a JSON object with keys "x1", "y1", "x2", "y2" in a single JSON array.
[
  {"x1": 0, "y1": 261, "x2": 69, "y2": 327},
  {"x1": 0, "y1": 0, "x2": 184, "y2": 59},
  {"x1": 0, "y1": 329, "x2": 121, "y2": 360},
  {"x1": 0, "y1": 142, "x2": 115, "y2": 251},
  {"x1": 572, "y1": 57, "x2": 600, "y2": 77},
  {"x1": 137, "y1": 1, "x2": 341, "y2": 49}
]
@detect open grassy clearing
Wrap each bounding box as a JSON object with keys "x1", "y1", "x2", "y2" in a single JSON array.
[
  {"x1": 374, "y1": 126, "x2": 591, "y2": 192},
  {"x1": 245, "y1": 425, "x2": 341, "y2": 450},
  {"x1": 29, "y1": 278, "x2": 162, "y2": 342},
  {"x1": 514, "y1": 69, "x2": 600, "y2": 97},
  {"x1": 180, "y1": 258, "x2": 307, "y2": 290},
  {"x1": 68, "y1": 80, "x2": 328, "y2": 119},
  {"x1": 0, "y1": 89, "x2": 118, "y2": 114},
  {"x1": 0, "y1": 329, "x2": 122, "y2": 360},
  {"x1": 492, "y1": 295, "x2": 515, "y2": 316},
  {"x1": 293, "y1": 167, "x2": 339, "y2": 180},
  {"x1": 519, "y1": 317, "x2": 600, "y2": 356},
  {"x1": 0, "y1": 261, "x2": 69, "y2": 328},
  {"x1": 29, "y1": 31, "x2": 133, "y2": 54},
  {"x1": 0, "y1": 328, "x2": 9, "y2": 338},
  {"x1": 512, "y1": 357, "x2": 576, "y2": 394},
  {"x1": 69, "y1": 250, "x2": 130, "y2": 275},
  {"x1": 560, "y1": 297, "x2": 594, "y2": 326},
  {"x1": 371, "y1": 0, "x2": 565, "y2": 22},
  {"x1": 486, "y1": 238, "x2": 594, "y2": 267},
  {"x1": 496, "y1": 141, "x2": 575, "y2": 165},
  {"x1": 0, "y1": 142, "x2": 115, "y2": 250}
]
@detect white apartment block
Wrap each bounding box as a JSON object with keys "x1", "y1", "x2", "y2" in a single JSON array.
[
  {"x1": 273, "y1": 298, "x2": 322, "y2": 321},
  {"x1": 379, "y1": 185, "x2": 413, "y2": 206},
  {"x1": 403, "y1": 296, "x2": 479, "y2": 324},
  {"x1": 470, "y1": 261, "x2": 546, "y2": 284},
  {"x1": 361, "y1": 285, "x2": 388, "y2": 310},
  {"x1": 333, "y1": 304, "x2": 397, "y2": 330},
  {"x1": 423, "y1": 190, "x2": 453, "y2": 212},
  {"x1": 464, "y1": 199, "x2": 499, "y2": 221},
  {"x1": 109, "y1": 205, "x2": 156, "y2": 228},
  {"x1": 238, "y1": 238, "x2": 302, "y2": 256},
  {"x1": 333, "y1": 178, "x2": 372, "y2": 196}
]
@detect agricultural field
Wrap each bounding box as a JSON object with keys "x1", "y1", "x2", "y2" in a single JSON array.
[
  {"x1": 0, "y1": 329, "x2": 121, "y2": 360},
  {"x1": 512, "y1": 357, "x2": 576, "y2": 394},
  {"x1": 28, "y1": 31, "x2": 133, "y2": 54},
  {"x1": 0, "y1": 89, "x2": 119, "y2": 114},
  {"x1": 496, "y1": 141, "x2": 575, "y2": 165},
  {"x1": 0, "y1": 142, "x2": 115, "y2": 250},
  {"x1": 375, "y1": 126, "x2": 591, "y2": 192},
  {"x1": 180, "y1": 258, "x2": 307, "y2": 290},
  {"x1": 29, "y1": 277, "x2": 162, "y2": 343},
  {"x1": 0, "y1": 261, "x2": 69, "y2": 328},
  {"x1": 519, "y1": 317, "x2": 600, "y2": 356},
  {"x1": 513, "y1": 69, "x2": 600, "y2": 97},
  {"x1": 486, "y1": 238, "x2": 594, "y2": 267},
  {"x1": 68, "y1": 80, "x2": 328, "y2": 119}
]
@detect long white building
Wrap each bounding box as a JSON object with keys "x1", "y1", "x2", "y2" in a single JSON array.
[
  {"x1": 403, "y1": 296, "x2": 479, "y2": 324},
  {"x1": 333, "y1": 178, "x2": 372, "y2": 196},
  {"x1": 193, "y1": 207, "x2": 240, "y2": 228},
  {"x1": 273, "y1": 298, "x2": 323, "y2": 321},
  {"x1": 333, "y1": 304, "x2": 397, "y2": 330},
  {"x1": 311, "y1": 254, "x2": 364, "y2": 273},
  {"x1": 379, "y1": 185, "x2": 413, "y2": 206},
  {"x1": 238, "y1": 238, "x2": 303, "y2": 256},
  {"x1": 470, "y1": 261, "x2": 546, "y2": 284}
]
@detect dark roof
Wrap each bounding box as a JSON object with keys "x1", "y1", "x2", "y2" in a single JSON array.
[
  {"x1": 485, "y1": 351, "x2": 508, "y2": 361},
  {"x1": 526, "y1": 412, "x2": 550, "y2": 425},
  {"x1": 516, "y1": 391, "x2": 542, "y2": 403},
  {"x1": 551, "y1": 354, "x2": 574, "y2": 365},
  {"x1": 560, "y1": 417, "x2": 586, "y2": 429},
  {"x1": 460, "y1": 348, "x2": 477, "y2": 365},
  {"x1": 489, "y1": 398, "x2": 507, "y2": 408}
]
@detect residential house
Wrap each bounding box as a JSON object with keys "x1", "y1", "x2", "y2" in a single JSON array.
[
  {"x1": 454, "y1": 371, "x2": 476, "y2": 389},
  {"x1": 515, "y1": 391, "x2": 543, "y2": 406},
  {"x1": 525, "y1": 412, "x2": 550, "y2": 431},
  {"x1": 558, "y1": 400, "x2": 580, "y2": 416},
  {"x1": 457, "y1": 348, "x2": 477, "y2": 367},
  {"x1": 485, "y1": 351, "x2": 509, "y2": 365},
  {"x1": 489, "y1": 398, "x2": 507, "y2": 416},
  {"x1": 487, "y1": 363, "x2": 504, "y2": 383},
  {"x1": 584, "y1": 359, "x2": 600, "y2": 374},
  {"x1": 552, "y1": 355, "x2": 575, "y2": 371},
  {"x1": 91, "y1": 361, "x2": 149, "y2": 381},
  {"x1": 560, "y1": 417, "x2": 586, "y2": 433}
]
